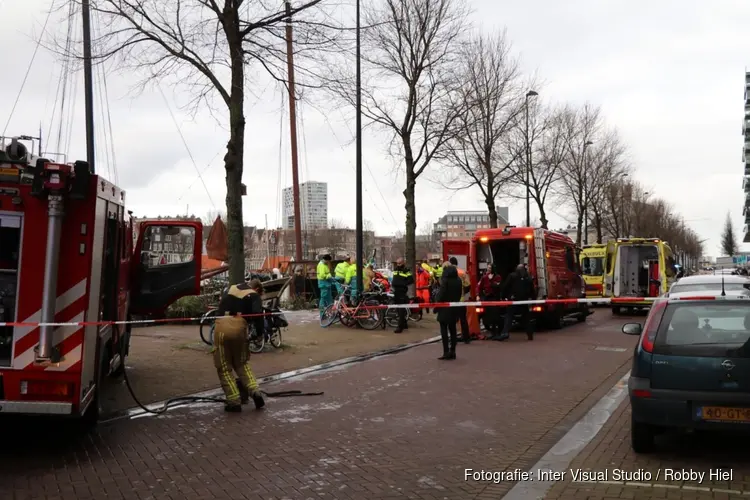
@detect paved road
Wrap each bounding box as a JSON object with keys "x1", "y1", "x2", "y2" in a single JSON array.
[{"x1": 3, "y1": 310, "x2": 637, "y2": 500}]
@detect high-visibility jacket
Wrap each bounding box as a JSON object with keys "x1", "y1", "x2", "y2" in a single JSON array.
[
  {"x1": 334, "y1": 262, "x2": 350, "y2": 280},
  {"x1": 317, "y1": 260, "x2": 332, "y2": 280},
  {"x1": 434, "y1": 265, "x2": 443, "y2": 279},
  {"x1": 345, "y1": 264, "x2": 358, "y2": 284}
]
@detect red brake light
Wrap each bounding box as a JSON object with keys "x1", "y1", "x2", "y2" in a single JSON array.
[
  {"x1": 632, "y1": 389, "x2": 652, "y2": 398},
  {"x1": 676, "y1": 296, "x2": 716, "y2": 300},
  {"x1": 640, "y1": 300, "x2": 668, "y2": 353}
]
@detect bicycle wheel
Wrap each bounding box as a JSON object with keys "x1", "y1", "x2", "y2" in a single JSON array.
[
  {"x1": 411, "y1": 308, "x2": 423, "y2": 322},
  {"x1": 248, "y1": 326, "x2": 265, "y2": 353},
  {"x1": 357, "y1": 300, "x2": 384, "y2": 330},
  {"x1": 270, "y1": 328, "x2": 282, "y2": 348},
  {"x1": 320, "y1": 304, "x2": 339, "y2": 328},
  {"x1": 384, "y1": 307, "x2": 398, "y2": 328},
  {"x1": 199, "y1": 309, "x2": 218, "y2": 345},
  {"x1": 340, "y1": 310, "x2": 358, "y2": 328}
]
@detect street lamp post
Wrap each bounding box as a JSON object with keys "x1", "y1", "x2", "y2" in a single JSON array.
[
  {"x1": 354, "y1": 0, "x2": 363, "y2": 298},
  {"x1": 525, "y1": 90, "x2": 538, "y2": 227},
  {"x1": 582, "y1": 140, "x2": 593, "y2": 244}
]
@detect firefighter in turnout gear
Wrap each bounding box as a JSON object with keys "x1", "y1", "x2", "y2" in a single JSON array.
[
  {"x1": 392, "y1": 258, "x2": 414, "y2": 333},
  {"x1": 214, "y1": 279, "x2": 266, "y2": 412}
]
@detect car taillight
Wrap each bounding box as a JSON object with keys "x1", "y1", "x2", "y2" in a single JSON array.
[
  {"x1": 632, "y1": 389, "x2": 652, "y2": 398},
  {"x1": 640, "y1": 300, "x2": 667, "y2": 353}
]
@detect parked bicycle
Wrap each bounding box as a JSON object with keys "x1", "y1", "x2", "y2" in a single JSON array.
[
  {"x1": 199, "y1": 306, "x2": 285, "y2": 353},
  {"x1": 320, "y1": 285, "x2": 383, "y2": 330},
  {"x1": 384, "y1": 294, "x2": 423, "y2": 328}
]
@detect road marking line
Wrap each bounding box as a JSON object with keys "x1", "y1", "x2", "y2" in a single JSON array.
[{"x1": 500, "y1": 371, "x2": 630, "y2": 500}]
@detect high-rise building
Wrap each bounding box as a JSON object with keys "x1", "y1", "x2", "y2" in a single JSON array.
[
  {"x1": 744, "y1": 71, "x2": 750, "y2": 242},
  {"x1": 282, "y1": 181, "x2": 328, "y2": 230}
]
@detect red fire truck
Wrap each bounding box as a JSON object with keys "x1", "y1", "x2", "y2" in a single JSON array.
[
  {"x1": 0, "y1": 136, "x2": 202, "y2": 421},
  {"x1": 442, "y1": 225, "x2": 589, "y2": 328}
]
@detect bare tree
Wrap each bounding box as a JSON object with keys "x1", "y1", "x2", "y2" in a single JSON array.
[
  {"x1": 329, "y1": 0, "x2": 469, "y2": 275},
  {"x1": 557, "y1": 104, "x2": 605, "y2": 245},
  {"x1": 79, "y1": 0, "x2": 333, "y2": 283},
  {"x1": 506, "y1": 104, "x2": 568, "y2": 228},
  {"x1": 585, "y1": 130, "x2": 629, "y2": 243},
  {"x1": 443, "y1": 29, "x2": 524, "y2": 227}
]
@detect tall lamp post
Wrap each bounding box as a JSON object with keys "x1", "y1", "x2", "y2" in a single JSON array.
[
  {"x1": 354, "y1": 0, "x2": 363, "y2": 298},
  {"x1": 582, "y1": 140, "x2": 593, "y2": 244},
  {"x1": 525, "y1": 90, "x2": 538, "y2": 226},
  {"x1": 619, "y1": 173, "x2": 628, "y2": 237}
]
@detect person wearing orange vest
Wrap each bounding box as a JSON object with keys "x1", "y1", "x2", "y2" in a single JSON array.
[
  {"x1": 416, "y1": 261, "x2": 431, "y2": 313},
  {"x1": 449, "y1": 257, "x2": 471, "y2": 343}
]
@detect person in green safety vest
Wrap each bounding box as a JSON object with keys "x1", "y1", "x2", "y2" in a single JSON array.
[
  {"x1": 334, "y1": 255, "x2": 351, "y2": 296},
  {"x1": 317, "y1": 254, "x2": 334, "y2": 318},
  {"x1": 344, "y1": 258, "x2": 360, "y2": 303}
]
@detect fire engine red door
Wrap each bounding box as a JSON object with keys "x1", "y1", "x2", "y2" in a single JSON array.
[{"x1": 130, "y1": 221, "x2": 203, "y2": 314}]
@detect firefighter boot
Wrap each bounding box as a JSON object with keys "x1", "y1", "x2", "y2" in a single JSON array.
[
  {"x1": 237, "y1": 378, "x2": 249, "y2": 404},
  {"x1": 251, "y1": 390, "x2": 265, "y2": 409}
]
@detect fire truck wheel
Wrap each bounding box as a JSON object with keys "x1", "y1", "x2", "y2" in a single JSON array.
[
  {"x1": 612, "y1": 306, "x2": 621, "y2": 315},
  {"x1": 546, "y1": 312, "x2": 563, "y2": 330}
]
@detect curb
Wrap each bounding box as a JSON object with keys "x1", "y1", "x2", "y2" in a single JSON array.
[{"x1": 101, "y1": 334, "x2": 442, "y2": 422}]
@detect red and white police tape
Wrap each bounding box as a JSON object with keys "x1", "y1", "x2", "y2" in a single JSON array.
[{"x1": 0, "y1": 296, "x2": 660, "y2": 328}]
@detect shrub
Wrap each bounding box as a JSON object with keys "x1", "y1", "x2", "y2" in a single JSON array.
[{"x1": 166, "y1": 295, "x2": 205, "y2": 320}]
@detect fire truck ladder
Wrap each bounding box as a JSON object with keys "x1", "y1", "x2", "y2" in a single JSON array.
[{"x1": 533, "y1": 228, "x2": 548, "y2": 299}]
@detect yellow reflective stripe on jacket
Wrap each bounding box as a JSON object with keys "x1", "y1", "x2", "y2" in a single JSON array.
[{"x1": 317, "y1": 261, "x2": 332, "y2": 280}]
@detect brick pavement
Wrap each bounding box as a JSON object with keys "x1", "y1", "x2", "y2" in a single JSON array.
[
  {"x1": 1, "y1": 312, "x2": 637, "y2": 500},
  {"x1": 545, "y1": 399, "x2": 750, "y2": 500}
]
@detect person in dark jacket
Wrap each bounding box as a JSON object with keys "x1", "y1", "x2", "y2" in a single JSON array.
[
  {"x1": 214, "y1": 279, "x2": 266, "y2": 412},
  {"x1": 436, "y1": 263, "x2": 463, "y2": 359},
  {"x1": 391, "y1": 258, "x2": 414, "y2": 333},
  {"x1": 500, "y1": 264, "x2": 536, "y2": 341},
  {"x1": 479, "y1": 263, "x2": 504, "y2": 339}
]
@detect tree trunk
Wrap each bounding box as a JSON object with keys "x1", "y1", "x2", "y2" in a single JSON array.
[
  {"x1": 486, "y1": 199, "x2": 498, "y2": 228},
  {"x1": 224, "y1": 26, "x2": 246, "y2": 284},
  {"x1": 403, "y1": 167, "x2": 417, "y2": 278},
  {"x1": 594, "y1": 212, "x2": 603, "y2": 243},
  {"x1": 574, "y1": 184, "x2": 584, "y2": 246},
  {"x1": 536, "y1": 195, "x2": 548, "y2": 229}
]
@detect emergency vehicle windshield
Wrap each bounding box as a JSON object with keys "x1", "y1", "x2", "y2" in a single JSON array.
[{"x1": 582, "y1": 257, "x2": 604, "y2": 276}]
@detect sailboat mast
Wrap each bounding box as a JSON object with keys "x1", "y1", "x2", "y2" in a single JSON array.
[
  {"x1": 284, "y1": 0, "x2": 302, "y2": 261},
  {"x1": 81, "y1": 0, "x2": 96, "y2": 173}
]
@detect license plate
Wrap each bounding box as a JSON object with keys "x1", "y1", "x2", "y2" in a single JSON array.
[{"x1": 701, "y1": 406, "x2": 750, "y2": 422}]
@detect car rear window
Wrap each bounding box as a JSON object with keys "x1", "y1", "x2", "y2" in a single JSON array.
[
  {"x1": 654, "y1": 303, "x2": 750, "y2": 356},
  {"x1": 670, "y1": 283, "x2": 749, "y2": 294}
]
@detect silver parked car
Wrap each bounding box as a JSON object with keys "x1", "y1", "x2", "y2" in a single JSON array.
[{"x1": 666, "y1": 274, "x2": 750, "y2": 297}]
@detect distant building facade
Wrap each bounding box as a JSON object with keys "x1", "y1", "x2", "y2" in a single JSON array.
[
  {"x1": 433, "y1": 209, "x2": 509, "y2": 240},
  {"x1": 282, "y1": 181, "x2": 328, "y2": 230}
]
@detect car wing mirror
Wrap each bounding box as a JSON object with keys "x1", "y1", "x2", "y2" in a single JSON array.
[{"x1": 622, "y1": 323, "x2": 642, "y2": 336}]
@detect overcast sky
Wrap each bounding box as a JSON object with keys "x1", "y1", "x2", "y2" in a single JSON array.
[{"x1": 1, "y1": 0, "x2": 748, "y2": 257}]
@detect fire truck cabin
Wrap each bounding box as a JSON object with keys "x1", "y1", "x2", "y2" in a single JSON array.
[{"x1": 0, "y1": 136, "x2": 202, "y2": 419}]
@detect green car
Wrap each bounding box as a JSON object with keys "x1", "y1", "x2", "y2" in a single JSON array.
[{"x1": 623, "y1": 291, "x2": 750, "y2": 453}]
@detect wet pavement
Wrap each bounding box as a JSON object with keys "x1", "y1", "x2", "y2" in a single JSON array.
[{"x1": 2, "y1": 311, "x2": 641, "y2": 499}]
